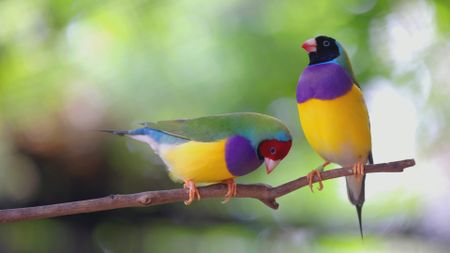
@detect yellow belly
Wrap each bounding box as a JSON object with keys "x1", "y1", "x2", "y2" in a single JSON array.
[
  {"x1": 298, "y1": 85, "x2": 371, "y2": 166},
  {"x1": 160, "y1": 139, "x2": 234, "y2": 183}
]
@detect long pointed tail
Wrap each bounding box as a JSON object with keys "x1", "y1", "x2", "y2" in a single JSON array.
[
  {"x1": 345, "y1": 175, "x2": 365, "y2": 238},
  {"x1": 356, "y1": 204, "x2": 363, "y2": 239},
  {"x1": 346, "y1": 151, "x2": 373, "y2": 239},
  {"x1": 97, "y1": 129, "x2": 130, "y2": 136},
  {"x1": 98, "y1": 128, "x2": 165, "y2": 153}
]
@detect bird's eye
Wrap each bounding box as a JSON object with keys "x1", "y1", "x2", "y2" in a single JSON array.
[
  {"x1": 269, "y1": 147, "x2": 276, "y2": 155},
  {"x1": 323, "y1": 40, "x2": 330, "y2": 47}
]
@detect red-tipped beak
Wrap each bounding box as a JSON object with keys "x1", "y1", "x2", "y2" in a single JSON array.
[
  {"x1": 302, "y1": 38, "x2": 317, "y2": 53},
  {"x1": 265, "y1": 158, "x2": 281, "y2": 174}
]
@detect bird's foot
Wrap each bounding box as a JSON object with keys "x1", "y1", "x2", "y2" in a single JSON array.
[
  {"x1": 352, "y1": 161, "x2": 365, "y2": 177},
  {"x1": 183, "y1": 180, "x2": 200, "y2": 205},
  {"x1": 222, "y1": 179, "x2": 237, "y2": 204},
  {"x1": 306, "y1": 169, "x2": 323, "y2": 192},
  {"x1": 306, "y1": 161, "x2": 330, "y2": 192}
]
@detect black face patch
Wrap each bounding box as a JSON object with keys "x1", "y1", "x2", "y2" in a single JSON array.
[{"x1": 308, "y1": 35, "x2": 340, "y2": 65}]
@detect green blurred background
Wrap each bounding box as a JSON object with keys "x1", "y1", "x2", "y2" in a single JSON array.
[{"x1": 1, "y1": 0, "x2": 449, "y2": 252}]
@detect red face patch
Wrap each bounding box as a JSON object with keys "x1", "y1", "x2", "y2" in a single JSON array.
[{"x1": 258, "y1": 140, "x2": 292, "y2": 160}]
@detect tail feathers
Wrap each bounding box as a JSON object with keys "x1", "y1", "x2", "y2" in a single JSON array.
[
  {"x1": 346, "y1": 175, "x2": 365, "y2": 205},
  {"x1": 97, "y1": 129, "x2": 130, "y2": 136},
  {"x1": 98, "y1": 128, "x2": 162, "y2": 152},
  {"x1": 346, "y1": 174, "x2": 366, "y2": 239},
  {"x1": 98, "y1": 127, "x2": 186, "y2": 154},
  {"x1": 356, "y1": 204, "x2": 363, "y2": 239},
  {"x1": 346, "y1": 151, "x2": 373, "y2": 239}
]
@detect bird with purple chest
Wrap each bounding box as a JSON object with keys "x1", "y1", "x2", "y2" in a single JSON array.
[
  {"x1": 296, "y1": 35, "x2": 373, "y2": 238},
  {"x1": 101, "y1": 112, "x2": 292, "y2": 205}
]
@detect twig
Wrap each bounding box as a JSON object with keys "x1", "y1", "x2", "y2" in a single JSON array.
[{"x1": 0, "y1": 159, "x2": 415, "y2": 223}]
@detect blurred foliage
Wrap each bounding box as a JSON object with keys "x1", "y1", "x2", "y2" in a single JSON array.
[{"x1": 1, "y1": 0, "x2": 450, "y2": 252}]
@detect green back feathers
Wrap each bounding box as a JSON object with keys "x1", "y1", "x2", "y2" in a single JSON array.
[
  {"x1": 335, "y1": 42, "x2": 359, "y2": 86},
  {"x1": 142, "y1": 112, "x2": 291, "y2": 144}
]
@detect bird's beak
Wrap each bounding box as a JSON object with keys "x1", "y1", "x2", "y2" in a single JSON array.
[
  {"x1": 302, "y1": 38, "x2": 317, "y2": 53},
  {"x1": 265, "y1": 158, "x2": 281, "y2": 174}
]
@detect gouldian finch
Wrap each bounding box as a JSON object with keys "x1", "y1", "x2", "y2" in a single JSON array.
[
  {"x1": 296, "y1": 35, "x2": 373, "y2": 237},
  {"x1": 102, "y1": 112, "x2": 292, "y2": 205}
]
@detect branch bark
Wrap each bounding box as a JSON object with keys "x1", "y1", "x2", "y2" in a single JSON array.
[{"x1": 0, "y1": 159, "x2": 415, "y2": 223}]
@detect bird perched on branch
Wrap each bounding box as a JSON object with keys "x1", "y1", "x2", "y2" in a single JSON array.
[
  {"x1": 101, "y1": 112, "x2": 292, "y2": 205},
  {"x1": 296, "y1": 35, "x2": 373, "y2": 238}
]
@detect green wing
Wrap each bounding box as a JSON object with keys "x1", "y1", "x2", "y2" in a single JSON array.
[{"x1": 141, "y1": 112, "x2": 288, "y2": 142}]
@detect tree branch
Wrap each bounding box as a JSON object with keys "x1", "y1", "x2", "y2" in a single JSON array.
[{"x1": 0, "y1": 159, "x2": 415, "y2": 223}]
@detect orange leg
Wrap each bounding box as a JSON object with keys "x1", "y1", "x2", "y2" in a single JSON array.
[
  {"x1": 352, "y1": 161, "x2": 365, "y2": 177},
  {"x1": 222, "y1": 179, "x2": 237, "y2": 204},
  {"x1": 183, "y1": 180, "x2": 201, "y2": 205},
  {"x1": 306, "y1": 161, "x2": 330, "y2": 192}
]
